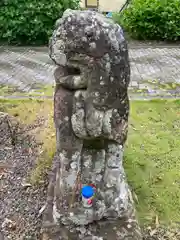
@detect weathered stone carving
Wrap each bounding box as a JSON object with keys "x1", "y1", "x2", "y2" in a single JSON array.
[{"x1": 42, "y1": 9, "x2": 142, "y2": 240}]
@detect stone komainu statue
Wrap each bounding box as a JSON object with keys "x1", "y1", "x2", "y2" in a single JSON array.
[{"x1": 42, "y1": 9, "x2": 142, "y2": 240}]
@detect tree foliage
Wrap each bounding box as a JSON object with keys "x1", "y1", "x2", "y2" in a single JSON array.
[
  {"x1": 0, "y1": 0, "x2": 80, "y2": 45},
  {"x1": 114, "y1": 0, "x2": 180, "y2": 41}
]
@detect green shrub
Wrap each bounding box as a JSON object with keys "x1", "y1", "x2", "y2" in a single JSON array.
[
  {"x1": 0, "y1": 0, "x2": 80, "y2": 45},
  {"x1": 113, "y1": 0, "x2": 180, "y2": 41}
]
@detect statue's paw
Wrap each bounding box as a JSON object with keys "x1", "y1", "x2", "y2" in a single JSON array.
[
  {"x1": 85, "y1": 107, "x2": 104, "y2": 138},
  {"x1": 71, "y1": 109, "x2": 88, "y2": 138}
]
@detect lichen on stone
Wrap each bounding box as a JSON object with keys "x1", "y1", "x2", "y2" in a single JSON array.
[{"x1": 42, "y1": 9, "x2": 142, "y2": 240}]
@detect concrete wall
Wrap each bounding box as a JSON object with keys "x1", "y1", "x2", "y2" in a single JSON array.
[
  {"x1": 99, "y1": 0, "x2": 126, "y2": 12},
  {"x1": 80, "y1": 0, "x2": 126, "y2": 12}
]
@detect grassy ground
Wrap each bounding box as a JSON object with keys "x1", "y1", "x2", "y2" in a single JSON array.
[
  {"x1": 0, "y1": 98, "x2": 180, "y2": 229},
  {"x1": 125, "y1": 99, "x2": 180, "y2": 227},
  {"x1": 0, "y1": 98, "x2": 55, "y2": 184},
  {"x1": 0, "y1": 84, "x2": 54, "y2": 97}
]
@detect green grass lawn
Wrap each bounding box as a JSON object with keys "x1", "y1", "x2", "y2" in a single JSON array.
[
  {"x1": 1, "y1": 98, "x2": 180, "y2": 227},
  {"x1": 125, "y1": 100, "x2": 180, "y2": 226}
]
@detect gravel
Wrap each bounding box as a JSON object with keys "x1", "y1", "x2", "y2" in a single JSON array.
[{"x1": 0, "y1": 113, "x2": 47, "y2": 240}]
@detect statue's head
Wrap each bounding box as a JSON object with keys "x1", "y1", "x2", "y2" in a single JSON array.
[{"x1": 49, "y1": 9, "x2": 126, "y2": 67}]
